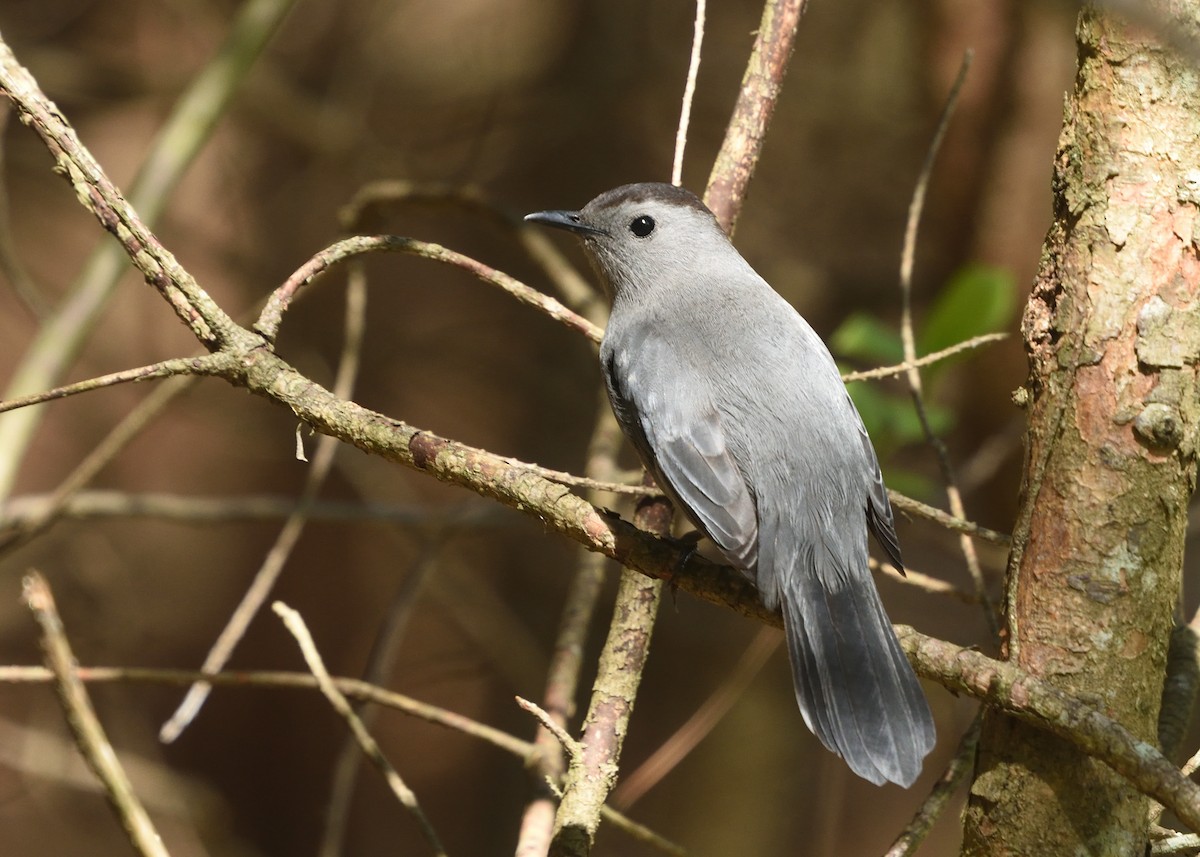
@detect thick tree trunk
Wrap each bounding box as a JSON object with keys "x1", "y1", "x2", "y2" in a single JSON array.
[{"x1": 962, "y1": 5, "x2": 1200, "y2": 855}]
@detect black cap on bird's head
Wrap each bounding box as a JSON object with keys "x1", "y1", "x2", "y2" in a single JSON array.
[
  {"x1": 525, "y1": 183, "x2": 713, "y2": 238},
  {"x1": 524, "y1": 183, "x2": 733, "y2": 301}
]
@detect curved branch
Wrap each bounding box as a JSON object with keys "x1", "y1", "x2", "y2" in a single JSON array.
[{"x1": 255, "y1": 235, "x2": 601, "y2": 345}]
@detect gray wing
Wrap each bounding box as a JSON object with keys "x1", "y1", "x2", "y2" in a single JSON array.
[
  {"x1": 601, "y1": 332, "x2": 758, "y2": 570},
  {"x1": 853, "y1": 392, "x2": 903, "y2": 570}
]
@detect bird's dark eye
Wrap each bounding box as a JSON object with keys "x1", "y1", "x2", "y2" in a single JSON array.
[{"x1": 629, "y1": 215, "x2": 655, "y2": 238}]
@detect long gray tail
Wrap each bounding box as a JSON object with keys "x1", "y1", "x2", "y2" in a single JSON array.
[{"x1": 782, "y1": 569, "x2": 935, "y2": 786}]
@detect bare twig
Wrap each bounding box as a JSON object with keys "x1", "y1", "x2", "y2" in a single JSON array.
[
  {"x1": 0, "y1": 377, "x2": 200, "y2": 555},
  {"x1": 161, "y1": 269, "x2": 368, "y2": 743},
  {"x1": 274, "y1": 601, "x2": 448, "y2": 857},
  {"x1": 840, "y1": 332, "x2": 1008, "y2": 382},
  {"x1": 872, "y1": 558, "x2": 981, "y2": 604},
  {"x1": 594, "y1": 811, "x2": 687, "y2": 857},
  {"x1": 2, "y1": 663, "x2": 535, "y2": 755},
  {"x1": 888, "y1": 49, "x2": 1001, "y2": 847},
  {"x1": 0, "y1": 355, "x2": 222, "y2": 416},
  {"x1": 896, "y1": 50, "x2": 999, "y2": 645},
  {"x1": 0, "y1": 662, "x2": 685, "y2": 856},
  {"x1": 320, "y1": 537, "x2": 446, "y2": 857},
  {"x1": 7, "y1": 621, "x2": 1200, "y2": 836},
  {"x1": 0, "y1": 491, "x2": 505, "y2": 527},
  {"x1": 22, "y1": 573, "x2": 171, "y2": 857},
  {"x1": 0, "y1": 0, "x2": 297, "y2": 500},
  {"x1": 517, "y1": 697, "x2": 583, "y2": 759},
  {"x1": 255, "y1": 235, "x2": 602, "y2": 345},
  {"x1": 672, "y1": 0, "x2": 706, "y2": 186},
  {"x1": 339, "y1": 180, "x2": 599, "y2": 317},
  {"x1": 886, "y1": 489, "x2": 1009, "y2": 546},
  {"x1": 503, "y1": 457, "x2": 658, "y2": 497}
]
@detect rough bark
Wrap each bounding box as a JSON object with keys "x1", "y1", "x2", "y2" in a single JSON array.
[{"x1": 962, "y1": 4, "x2": 1200, "y2": 855}]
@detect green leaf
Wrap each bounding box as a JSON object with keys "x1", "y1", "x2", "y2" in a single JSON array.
[
  {"x1": 919, "y1": 264, "x2": 1016, "y2": 358},
  {"x1": 844, "y1": 378, "x2": 956, "y2": 455},
  {"x1": 830, "y1": 312, "x2": 904, "y2": 365}
]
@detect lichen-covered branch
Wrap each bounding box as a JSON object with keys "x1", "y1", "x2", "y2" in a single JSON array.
[{"x1": 550, "y1": 491, "x2": 671, "y2": 857}]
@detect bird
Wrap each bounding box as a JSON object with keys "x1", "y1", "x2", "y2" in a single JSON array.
[{"x1": 525, "y1": 182, "x2": 935, "y2": 787}]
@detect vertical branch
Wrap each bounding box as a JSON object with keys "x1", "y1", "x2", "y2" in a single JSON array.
[
  {"x1": 897, "y1": 51, "x2": 998, "y2": 639},
  {"x1": 704, "y1": 0, "x2": 808, "y2": 234},
  {"x1": 672, "y1": 0, "x2": 707, "y2": 187},
  {"x1": 549, "y1": 490, "x2": 671, "y2": 857},
  {"x1": 515, "y1": 399, "x2": 623, "y2": 857}
]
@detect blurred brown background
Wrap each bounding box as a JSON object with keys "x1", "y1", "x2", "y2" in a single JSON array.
[{"x1": 0, "y1": 1, "x2": 1090, "y2": 855}]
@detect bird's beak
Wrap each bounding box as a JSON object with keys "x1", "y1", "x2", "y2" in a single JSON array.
[{"x1": 524, "y1": 209, "x2": 608, "y2": 237}]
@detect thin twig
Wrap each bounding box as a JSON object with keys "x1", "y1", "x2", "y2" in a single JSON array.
[
  {"x1": 0, "y1": 377, "x2": 200, "y2": 555},
  {"x1": 0, "y1": 663, "x2": 685, "y2": 856},
  {"x1": 0, "y1": 355, "x2": 222, "y2": 416},
  {"x1": 887, "y1": 49, "x2": 999, "y2": 849},
  {"x1": 672, "y1": 0, "x2": 706, "y2": 187},
  {"x1": 2, "y1": 663, "x2": 534, "y2": 755},
  {"x1": 872, "y1": 558, "x2": 981, "y2": 604},
  {"x1": 504, "y1": 457, "x2": 658, "y2": 497},
  {"x1": 161, "y1": 269, "x2": 368, "y2": 743},
  {"x1": 517, "y1": 697, "x2": 582, "y2": 759},
  {"x1": 886, "y1": 489, "x2": 1010, "y2": 546},
  {"x1": 273, "y1": 602, "x2": 448, "y2": 857},
  {"x1": 338, "y1": 180, "x2": 600, "y2": 317},
  {"x1": 320, "y1": 535, "x2": 447, "y2": 857},
  {"x1": 22, "y1": 573, "x2": 171, "y2": 857},
  {"x1": 0, "y1": 491, "x2": 505, "y2": 528},
  {"x1": 255, "y1": 235, "x2": 602, "y2": 345},
  {"x1": 841, "y1": 332, "x2": 1008, "y2": 382},
  {"x1": 595, "y1": 809, "x2": 687, "y2": 857},
  {"x1": 7, "y1": 622, "x2": 1200, "y2": 836},
  {"x1": 896, "y1": 49, "x2": 998, "y2": 643}
]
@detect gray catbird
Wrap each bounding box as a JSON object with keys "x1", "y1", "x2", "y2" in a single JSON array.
[{"x1": 525, "y1": 182, "x2": 935, "y2": 787}]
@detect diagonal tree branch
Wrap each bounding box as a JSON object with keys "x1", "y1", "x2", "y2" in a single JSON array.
[{"x1": 0, "y1": 0, "x2": 297, "y2": 499}]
